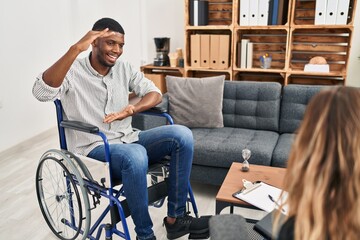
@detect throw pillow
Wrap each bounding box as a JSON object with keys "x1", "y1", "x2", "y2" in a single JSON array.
[{"x1": 165, "y1": 75, "x2": 225, "y2": 128}]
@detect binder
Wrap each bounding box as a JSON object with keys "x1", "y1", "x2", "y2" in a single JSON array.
[
  {"x1": 219, "y1": 35, "x2": 230, "y2": 69},
  {"x1": 258, "y1": 0, "x2": 270, "y2": 26},
  {"x1": 249, "y1": 0, "x2": 259, "y2": 26},
  {"x1": 189, "y1": 0, "x2": 209, "y2": 26},
  {"x1": 246, "y1": 42, "x2": 253, "y2": 68},
  {"x1": 335, "y1": 0, "x2": 350, "y2": 25},
  {"x1": 315, "y1": 0, "x2": 327, "y2": 25},
  {"x1": 190, "y1": 34, "x2": 201, "y2": 67},
  {"x1": 325, "y1": 0, "x2": 338, "y2": 25},
  {"x1": 268, "y1": 0, "x2": 274, "y2": 25},
  {"x1": 277, "y1": 0, "x2": 285, "y2": 25},
  {"x1": 240, "y1": 39, "x2": 250, "y2": 68},
  {"x1": 239, "y1": 0, "x2": 250, "y2": 26},
  {"x1": 210, "y1": 34, "x2": 220, "y2": 69},
  {"x1": 200, "y1": 34, "x2": 210, "y2": 68},
  {"x1": 271, "y1": 0, "x2": 279, "y2": 25}
]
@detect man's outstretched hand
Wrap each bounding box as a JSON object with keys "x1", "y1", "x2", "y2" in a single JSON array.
[{"x1": 103, "y1": 105, "x2": 136, "y2": 123}]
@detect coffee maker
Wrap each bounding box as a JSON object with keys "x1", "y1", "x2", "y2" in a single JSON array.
[{"x1": 153, "y1": 37, "x2": 170, "y2": 66}]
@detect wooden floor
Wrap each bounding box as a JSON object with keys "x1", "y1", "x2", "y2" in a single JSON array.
[{"x1": 0, "y1": 127, "x2": 265, "y2": 240}]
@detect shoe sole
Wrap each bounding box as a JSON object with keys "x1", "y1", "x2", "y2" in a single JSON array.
[{"x1": 166, "y1": 227, "x2": 209, "y2": 240}]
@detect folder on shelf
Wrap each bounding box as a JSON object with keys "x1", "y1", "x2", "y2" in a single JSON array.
[
  {"x1": 325, "y1": 0, "x2": 338, "y2": 25},
  {"x1": 249, "y1": 0, "x2": 259, "y2": 26},
  {"x1": 336, "y1": 0, "x2": 350, "y2": 25},
  {"x1": 239, "y1": 0, "x2": 250, "y2": 26},
  {"x1": 200, "y1": 34, "x2": 210, "y2": 68},
  {"x1": 219, "y1": 35, "x2": 230, "y2": 69},
  {"x1": 189, "y1": 0, "x2": 209, "y2": 26},
  {"x1": 315, "y1": 0, "x2": 327, "y2": 25},
  {"x1": 210, "y1": 34, "x2": 220, "y2": 69},
  {"x1": 258, "y1": 0, "x2": 270, "y2": 26},
  {"x1": 190, "y1": 34, "x2": 201, "y2": 67},
  {"x1": 246, "y1": 42, "x2": 253, "y2": 68},
  {"x1": 241, "y1": 39, "x2": 250, "y2": 68}
]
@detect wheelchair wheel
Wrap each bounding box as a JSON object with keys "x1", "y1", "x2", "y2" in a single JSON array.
[{"x1": 36, "y1": 149, "x2": 91, "y2": 240}]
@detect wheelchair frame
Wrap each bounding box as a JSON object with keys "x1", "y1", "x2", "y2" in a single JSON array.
[{"x1": 35, "y1": 99, "x2": 199, "y2": 240}]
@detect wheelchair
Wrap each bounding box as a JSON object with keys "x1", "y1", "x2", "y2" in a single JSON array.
[{"x1": 35, "y1": 99, "x2": 202, "y2": 240}]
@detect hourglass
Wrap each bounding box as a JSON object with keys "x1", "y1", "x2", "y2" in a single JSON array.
[{"x1": 241, "y1": 148, "x2": 251, "y2": 172}]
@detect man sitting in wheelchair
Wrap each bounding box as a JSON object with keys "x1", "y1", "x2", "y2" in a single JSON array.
[{"x1": 33, "y1": 17, "x2": 209, "y2": 240}]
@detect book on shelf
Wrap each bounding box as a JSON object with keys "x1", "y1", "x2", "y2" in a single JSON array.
[
  {"x1": 268, "y1": 0, "x2": 288, "y2": 25},
  {"x1": 240, "y1": 39, "x2": 250, "y2": 68},
  {"x1": 246, "y1": 42, "x2": 253, "y2": 69},
  {"x1": 189, "y1": 0, "x2": 209, "y2": 26}
]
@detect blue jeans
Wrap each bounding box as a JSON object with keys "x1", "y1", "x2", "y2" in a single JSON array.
[{"x1": 87, "y1": 124, "x2": 194, "y2": 240}]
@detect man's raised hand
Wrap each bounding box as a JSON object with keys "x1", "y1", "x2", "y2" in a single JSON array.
[{"x1": 74, "y1": 28, "x2": 115, "y2": 53}]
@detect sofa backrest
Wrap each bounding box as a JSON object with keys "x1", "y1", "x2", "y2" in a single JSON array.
[
  {"x1": 279, "y1": 84, "x2": 324, "y2": 134},
  {"x1": 222, "y1": 81, "x2": 282, "y2": 132}
]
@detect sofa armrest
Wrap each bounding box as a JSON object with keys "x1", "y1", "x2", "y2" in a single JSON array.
[{"x1": 132, "y1": 94, "x2": 169, "y2": 130}]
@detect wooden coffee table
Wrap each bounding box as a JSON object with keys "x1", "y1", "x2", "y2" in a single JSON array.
[{"x1": 215, "y1": 162, "x2": 286, "y2": 214}]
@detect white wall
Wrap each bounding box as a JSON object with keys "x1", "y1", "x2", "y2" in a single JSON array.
[
  {"x1": 0, "y1": 0, "x2": 184, "y2": 152},
  {"x1": 346, "y1": 3, "x2": 360, "y2": 87}
]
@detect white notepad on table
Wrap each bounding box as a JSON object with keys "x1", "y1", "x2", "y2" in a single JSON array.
[{"x1": 233, "y1": 181, "x2": 288, "y2": 214}]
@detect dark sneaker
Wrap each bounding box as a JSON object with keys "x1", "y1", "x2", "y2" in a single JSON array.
[{"x1": 163, "y1": 214, "x2": 209, "y2": 239}]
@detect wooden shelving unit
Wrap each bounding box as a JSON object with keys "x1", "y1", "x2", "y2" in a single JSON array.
[{"x1": 183, "y1": 0, "x2": 357, "y2": 85}]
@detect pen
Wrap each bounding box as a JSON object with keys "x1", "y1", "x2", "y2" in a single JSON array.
[{"x1": 268, "y1": 194, "x2": 286, "y2": 213}]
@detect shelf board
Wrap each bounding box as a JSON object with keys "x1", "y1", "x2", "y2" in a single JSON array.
[
  {"x1": 290, "y1": 24, "x2": 353, "y2": 30},
  {"x1": 234, "y1": 25, "x2": 290, "y2": 31},
  {"x1": 185, "y1": 25, "x2": 233, "y2": 30},
  {"x1": 185, "y1": 67, "x2": 232, "y2": 73},
  {"x1": 233, "y1": 68, "x2": 286, "y2": 74},
  {"x1": 288, "y1": 70, "x2": 346, "y2": 77}
]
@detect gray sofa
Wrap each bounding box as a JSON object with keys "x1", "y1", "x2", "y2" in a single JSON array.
[{"x1": 133, "y1": 81, "x2": 324, "y2": 186}]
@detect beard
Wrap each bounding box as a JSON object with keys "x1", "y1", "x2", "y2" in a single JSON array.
[{"x1": 97, "y1": 54, "x2": 116, "y2": 68}]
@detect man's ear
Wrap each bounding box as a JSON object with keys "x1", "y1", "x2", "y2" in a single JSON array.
[{"x1": 92, "y1": 39, "x2": 98, "y2": 47}]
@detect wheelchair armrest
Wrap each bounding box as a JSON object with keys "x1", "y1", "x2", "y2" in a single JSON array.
[
  {"x1": 143, "y1": 106, "x2": 167, "y2": 114},
  {"x1": 60, "y1": 120, "x2": 99, "y2": 134}
]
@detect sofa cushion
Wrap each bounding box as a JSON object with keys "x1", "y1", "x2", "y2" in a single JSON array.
[
  {"x1": 166, "y1": 75, "x2": 225, "y2": 128},
  {"x1": 271, "y1": 133, "x2": 295, "y2": 167},
  {"x1": 279, "y1": 85, "x2": 324, "y2": 134},
  {"x1": 191, "y1": 127, "x2": 279, "y2": 168},
  {"x1": 222, "y1": 81, "x2": 282, "y2": 132}
]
